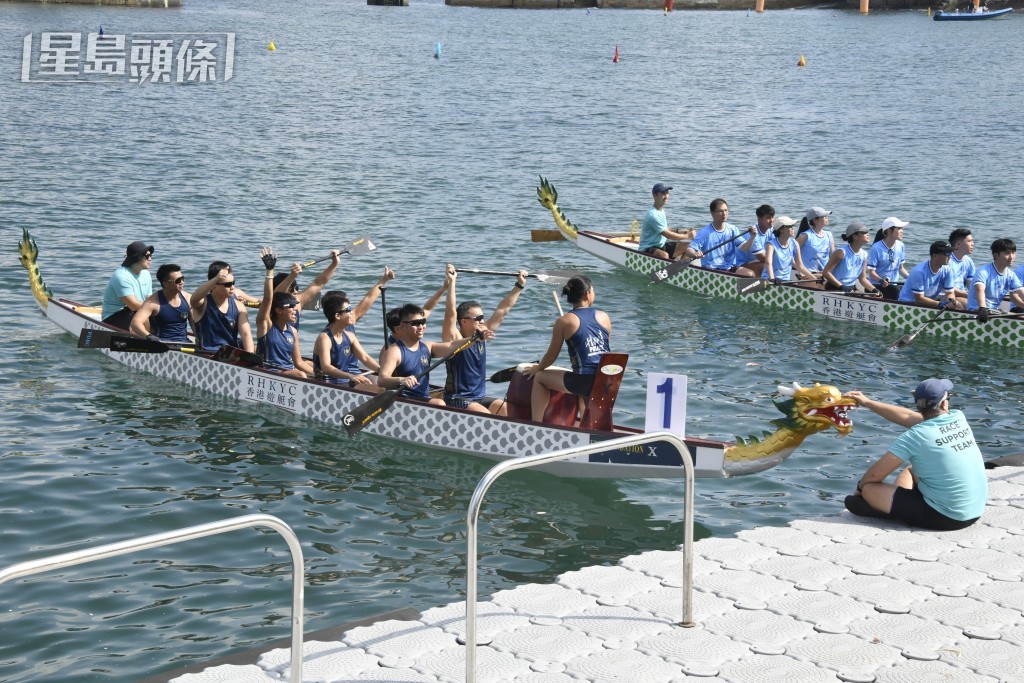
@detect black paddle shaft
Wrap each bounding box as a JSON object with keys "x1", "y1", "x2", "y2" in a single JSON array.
[{"x1": 649, "y1": 231, "x2": 746, "y2": 284}]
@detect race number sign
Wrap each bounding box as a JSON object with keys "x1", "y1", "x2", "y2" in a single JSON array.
[{"x1": 645, "y1": 372, "x2": 687, "y2": 438}]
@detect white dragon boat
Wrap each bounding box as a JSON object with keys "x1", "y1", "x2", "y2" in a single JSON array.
[
  {"x1": 538, "y1": 178, "x2": 1024, "y2": 348},
  {"x1": 19, "y1": 229, "x2": 855, "y2": 479}
]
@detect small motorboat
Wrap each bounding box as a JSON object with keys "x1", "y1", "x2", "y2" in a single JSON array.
[{"x1": 933, "y1": 7, "x2": 1013, "y2": 20}]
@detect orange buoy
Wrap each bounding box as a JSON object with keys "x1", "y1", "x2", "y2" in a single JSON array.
[
  {"x1": 798, "y1": 54, "x2": 806, "y2": 67},
  {"x1": 613, "y1": 46, "x2": 619, "y2": 63}
]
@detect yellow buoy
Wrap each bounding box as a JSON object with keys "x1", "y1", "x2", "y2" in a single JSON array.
[
  {"x1": 798, "y1": 54, "x2": 806, "y2": 67},
  {"x1": 268, "y1": 40, "x2": 277, "y2": 52}
]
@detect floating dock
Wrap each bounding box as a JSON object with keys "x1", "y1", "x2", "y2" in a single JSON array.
[{"x1": 173, "y1": 465, "x2": 1024, "y2": 682}]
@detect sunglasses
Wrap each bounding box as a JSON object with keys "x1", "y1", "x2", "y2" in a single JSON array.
[
  {"x1": 279, "y1": 302, "x2": 298, "y2": 309},
  {"x1": 340, "y1": 305, "x2": 353, "y2": 314},
  {"x1": 172, "y1": 276, "x2": 185, "y2": 284},
  {"x1": 218, "y1": 281, "x2": 236, "y2": 288},
  {"x1": 403, "y1": 318, "x2": 427, "y2": 327},
  {"x1": 461, "y1": 315, "x2": 485, "y2": 322}
]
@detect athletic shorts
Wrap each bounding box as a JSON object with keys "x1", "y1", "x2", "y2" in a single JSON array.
[
  {"x1": 891, "y1": 484, "x2": 978, "y2": 531},
  {"x1": 444, "y1": 395, "x2": 497, "y2": 410},
  {"x1": 563, "y1": 372, "x2": 596, "y2": 397},
  {"x1": 641, "y1": 242, "x2": 686, "y2": 259}
]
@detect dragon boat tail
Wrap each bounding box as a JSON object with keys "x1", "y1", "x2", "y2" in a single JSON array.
[{"x1": 19, "y1": 230, "x2": 855, "y2": 479}]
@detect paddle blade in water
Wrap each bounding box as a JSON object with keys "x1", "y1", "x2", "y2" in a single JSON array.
[{"x1": 343, "y1": 389, "x2": 398, "y2": 436}]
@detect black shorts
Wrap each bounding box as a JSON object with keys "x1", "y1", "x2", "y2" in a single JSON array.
[
  {"x1": 563, "y1": 372, "x2": 596, "y2": 397},
  {"x1": 891, "y1": 485, "x2": 978, "y2": 531},
  {"x1": 444, "y1": 395, "x2": 497, "y2": 409},
  {"x1": 641, "y1": 242, "x2": 686, "y2": 259}
]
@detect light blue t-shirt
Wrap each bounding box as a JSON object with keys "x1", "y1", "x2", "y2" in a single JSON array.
[
  {"x1": 867, "y1": 240, "x2": 906, "y2": 285},
  {"x1": 761, "y1": 234, "x2": 797, "y2": 280},
  {"x1": 967, "y1": 262, "x2": 1024, "y2": 310},
  {"x1": 888, "y1": 410, "x2": 987, "y2": 521},
  {"x1": 898, "y1": 261, "x2": 954, "y2": 303},
  {"x1": 690, "y1": 222, "x2": 741, "y2": 270},
  {"x1": 639, "y1": 207, "x2": 668, "y2": 252},
  {"x1": 799, "y1": 230, "x2": 834, "y2": 271},
  {"x1": 829, "y1": 244, "x2": 867, "y2": 287},
  {"x1": 949, "y1": 254, "x2": 976, "y2": 291},
  {"x1": 101, "y1": 266, "x2": 154, "y2": 319},
  {"x1": 732, "y1": 227, "x2": 770, "y2": 268}
]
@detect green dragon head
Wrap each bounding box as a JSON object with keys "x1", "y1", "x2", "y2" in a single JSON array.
[
  {"x1": 772, "y1": 382, "x2": 856, "y2": 436},
  {"x1": 18, "y1": 228, "x2": 52, "y2": 309},
  {"x1": 536, "y1": 176, "x2": 580, "y2": 240}
]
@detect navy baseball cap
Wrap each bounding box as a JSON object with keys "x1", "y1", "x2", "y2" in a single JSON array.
[
  {"x1": 652, "y1": 183, "x2": 673, "y2": 195},
  {"x1": 913, "y1": 378, "x2": 953, "y2": 409}
]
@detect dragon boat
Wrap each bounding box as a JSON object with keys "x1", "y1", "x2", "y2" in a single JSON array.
[
  {"x1": 537, "y1": 178, "x2": 1024, "y2": 348},
  {"x1": 19, "y1": 229, "x2": 855, "y2": 479}
]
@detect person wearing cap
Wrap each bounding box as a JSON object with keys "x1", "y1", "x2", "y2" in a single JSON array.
[
  {"x1": 843, "y1": 379, "x2": 987, "y2": 531},
  {"x1": 730, "y1": 204, "x2": 777, "y2": 277},
  {"x1": 897, "y1": 241, "x2": 961, "y2": 309},
  {"x1": 191, "y1": 262, "x2": 255, "y2": 354},
  {"x1": 129, "y1": 264, "x2": 192, "y2": 342},
  {"x1": 796, "y1": 207, "x2": 835, "y2": 273},
  {"x1": 821, "y1": 222, "x2": 878, "y2": 294},
  {"x1": 256, "y1": 248, "x2": 314, "y2": 378},
  {"x1": 638, "y1": 183, "x2": 693, "y2": 261},
  {"x1": 866, "y1": 217, "x2": 910, "y2": 299},
  {"x1": 100, "y1": 241, "x2": 155, "y2": 328},
  {"x1": 684, "y1": 199, "x2": 756, "y2": 274},
  {"x1": 967, "y1": 238, "x2": 1024, "y2": 319},
  {"x1": 762, "y1": 216, "x2": 813, "y2": 285},
  {"x1": 947, "y1": 229, "x2": 977, "y2": 305}
]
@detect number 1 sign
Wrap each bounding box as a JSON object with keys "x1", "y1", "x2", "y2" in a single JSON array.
[{"x1": 645, "y1": 373, "x2": 688, "y2": 438}]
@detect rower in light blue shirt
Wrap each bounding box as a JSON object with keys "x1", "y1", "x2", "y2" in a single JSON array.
[
  {"x1": 967, "y1": 238, "x2": 1024, "y2": 316},
  {"x1": 684, "y1": 198, "x2": 756, "y2": 275},
  {"x1": 731, "y1": 204, "x2": 776, "y2": 277},
  {"x1": 797, "y1": 206, "x2": 834, "y2": 272},
  {"x1": 822, "y1": 222, "x2": 877, "y2": 294},
  {"x1": 898, "y1": 241, "x2": 961, "y2": 310},
  {"x1": 867, "y1": 216, "x2": 910, "y2": 299}
]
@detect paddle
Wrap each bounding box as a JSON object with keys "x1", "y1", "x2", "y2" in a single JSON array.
[
  {"x1": 889, "y1": 309, "x2": 947, "y2": 350},
  {"x1": 736, "y1": 276, "x2": 823, "y2": 296},
  {"x1": 77, "y1": 329, "x2": 265, "y2": 366},
  {"x1": 380, "y1": 282, "x2": 389, "y2": 348},
  {"x1": 342, "y1": 332, "x2": 483, "y2": 437},
  {"x1": 300, "y1": 235, "x2": 377, "y2": 267},
  {"x1": 455, "y1": 268, "x2": 579, "y2": 286},
  {"x1": 649, "y1": 231, "x2": 745, "y2": 284}
]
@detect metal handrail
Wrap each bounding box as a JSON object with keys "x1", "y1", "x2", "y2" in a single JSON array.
[
  {"x1": 464, "y1": 432, "x2": 696, "y2": 683},
  {"x1": 0, "y1": 513, "x2": 305, "y2": 682}
]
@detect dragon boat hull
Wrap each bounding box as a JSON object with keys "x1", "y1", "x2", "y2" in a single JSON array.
[{"x1": 571, "y1": 230, "x2": 1024, "y2": 348}]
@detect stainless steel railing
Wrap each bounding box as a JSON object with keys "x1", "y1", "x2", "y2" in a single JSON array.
[
  {"x1": 464, "y1": 431, "x2": 696, "y2": 683},
  {"x1": 0, "y1": 513, "x2": 305, "y2": 682}
]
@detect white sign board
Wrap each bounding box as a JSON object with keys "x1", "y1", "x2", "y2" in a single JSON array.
[
  {"x1": 645, "y1": 372, "x2": 687, "y2": 438},
  {"x1": 814, "y1": 291, "x2": 886, "y2": 326}
]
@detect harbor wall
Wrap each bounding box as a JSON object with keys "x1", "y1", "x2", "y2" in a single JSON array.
[
  {"x1": 445, "y1": 0, "x2": 1012, "y2": 8},
  {"x1": 4, "y1": 0, "x2": 182, "y2": 6}
]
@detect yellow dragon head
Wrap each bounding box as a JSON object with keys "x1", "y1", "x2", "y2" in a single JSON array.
[
  {"x1": 536, "y1": 176, "x2": 580, "y2": 241},
  {"x1": 772, "y1": 382, "x2": 856, "y2": 436},
  {"x1": 18, "y1": 228, "x2": 51, "y2": 310}
]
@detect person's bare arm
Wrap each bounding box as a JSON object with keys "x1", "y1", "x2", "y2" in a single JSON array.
[
  {"x1": 486, "y1": 270, "x2": 527, "y2": 332},
  {"x1": 352, "y1": 267, "x2": 395, "y2": 323},
  {"x1": 844, "y1": 390, "x2": 922, "y2": 428},
  {"x1": 130, "y1": 295, "x2": 160, "y2": 337}
]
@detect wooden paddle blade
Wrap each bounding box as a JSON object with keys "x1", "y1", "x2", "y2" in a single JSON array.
[
  {"x1": 343, "y1": 389, "x2": 398, "y2": 436},
  {"x1": 78, "y1": 328, "x2": 115, "y2": 349},
  {"x1": 531, "y1": 229, "x2": 565, "y2": 243},
  {"x1": 736, "y1": 278, "x2": 770, "y2": 296}
]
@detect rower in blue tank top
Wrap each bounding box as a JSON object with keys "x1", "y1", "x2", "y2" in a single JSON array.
[
  {"x1": 196, "y1": 295, "x2": 241, "y2": 351},
  {"x1": 441, "y1": 265, "x2": 528, "y2": 414},
  {"x1": 313, "y1": 292, "x2": 379, "y2": 386},
  {"x1": 190, "y1": 263, "x2": 255, "y2": 352},
  {"x1": 129, "y1": 263, "x2": 192, "y2": 343},
  {"x1": 255, "y1": 248, "x2": 315, "y2": 378},
  {"x1": 898, "y1": 241, "x2": 961, "y2": 309},
  {"x1": 761, "y1": 217, "x2": 813, "y2": 284},
  {"x1": 378, "y1": 298, "x2": 493, "y2": 406},
  {"x1": 524, "y1": 275, "x2": 612, "y2": 423},
  {"x1": 822, "y1": 223, "x2": 878, "y2": 294},
  {"x1": 797, "y1": 207, "x2": 835, "y2": 272}
]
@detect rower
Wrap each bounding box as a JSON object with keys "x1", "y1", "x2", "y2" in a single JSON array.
[
  {"x1": 101, "y1": 240, "x2": 154, "y2": 329},
  {"x1": 523, "y1": 276, "x2": 612, "y2": 423},
  {"x1": 730, "y1": 204, "x2": 776, "y2": 278},
  {"x1": 129, "y1": 263, "x2": 192, "y2": 342},
  {"x1": 762, "y1": 216, "x2": 814, "y2": 285},
  {"x1": 190, "y1": 262, "x2": 255, "y2": 353},
  {"x1": 684, "y1": 199, "x2": 756, "y2": 275},
  {"x1": 256, "y1": 247, "x2": 314, "y2": 379},
  {"x1": 638, "y1": 183, "x2": 691, "y2": 261},
  {"x1": 867, "y1": 217, "x2": 910, "y2": 299},
  {"x1": 207, "y1": 260, "x2": 260, "y2": 306},
  {"x1": 797, "y1": 207, "x2": 835, "y2": 274},
  {"x1": 948, "y1": 228, "x2": 977, "y2": 306},
  {"x1": 897, "y1": 241, "x2": 961, "y2": 310},
  {"x1": 821, "y1": 222, "x2": 878, "y2": 294},
  {"x1": 441, "y1": 264, "x2": 527, "y2": 414},
  {"x1": 967, "y1": 238, "x2": 1024, "y2": 320},
  {"x1": 272, "y1": 249, "x2": 341, "y2": 329},
  {"x1": 313, "y1": 292, "x2": 379, "y2": 387}
]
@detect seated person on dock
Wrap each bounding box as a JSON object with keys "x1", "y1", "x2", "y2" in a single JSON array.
[
  {"x1": 948, "y1": 228, "x2": 976, "y2": 306},
  {"x1": 898, "y1": 241, "x2": 962, "y2": 310},
  {"x1": 967, "y1": 238, "x2": 1024, "y2": 318},
  {"x1": 821, "y1": 223, "x2": 878, "y2": 294},
  {"x1": 731, "y1": 204, "x2": 776, "y2": 278},
  {"x1": 638, "y1": 183, "x2": 692, "y2": 260},
  {"x1": 843, "y1": 379, "x2": 986, "y2": 531},
  {"x1": 684, "y1": 199, "x2": 756, "y2": 275},
  {"x1": 256, "y1": 248, "x2": 314, "y2": 378},
  {"x1": 272, "y1": 249, "x2": 341, "y2": 330},
  {"x1": 129, "y1": 263, "x2": 192, "y2": 342},
  {"x1": 101, "y1": 241, "x2": 154, "y2": 329},
  {"x1": 377, "y1": 302, "x2": 491, "y2": 405},
  {"x1": 190, "y1": 263, "x2": 255, "y2": 353},
  {"x1": 762, "y1": 216, "x2": 813, "y2": 285},
  {"x1": 522, "y1": 276, "x2": 611, "y2": 423},
  {"x1": 313, "y1": 291, "x2": 379, "y2": 388},
  {"x1": 867, "y1": 217, "x2": 910, "y2": 299},
  {"x1": 796, "y1": 207, "x2": 834, "y2": 274},
  {"x1": 441, "y1": 264, "x2": 528, "y2": 414}
]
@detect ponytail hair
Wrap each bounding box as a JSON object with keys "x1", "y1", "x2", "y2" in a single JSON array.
[
  {"x1": 872, "y1": 228, "x2": 886, "y2": 244},
  {"x1": 562, "y1": 276, "x2": 593, "y2": 305},
  {"x1": 796, "y1": 216, "x2": 812, "y2": 236}
]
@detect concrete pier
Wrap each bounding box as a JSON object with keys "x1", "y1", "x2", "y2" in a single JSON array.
[
  {"x1": 172, "y1": 465, "x2": 1024, "y2": 682},
  {"x1": 9, "y1": 0, "x2": 182, "y2": 7}
]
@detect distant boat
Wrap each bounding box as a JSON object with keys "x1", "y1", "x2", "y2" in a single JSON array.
[{"x1": 933, "y1": 7, "x2": 1013, "y2": 20}]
